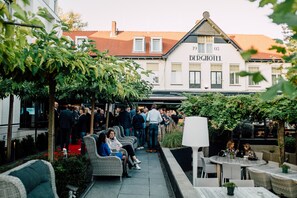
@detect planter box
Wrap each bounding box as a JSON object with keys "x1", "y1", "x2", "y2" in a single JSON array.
[{"x1": 170, "y1": 147, "x2": 192, "y2": 172}]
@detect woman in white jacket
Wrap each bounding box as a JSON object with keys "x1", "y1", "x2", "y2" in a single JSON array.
[{"x1": 106, "y1": 129, "x2": 141, "y2": 170}]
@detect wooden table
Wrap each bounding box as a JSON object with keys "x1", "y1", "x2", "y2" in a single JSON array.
[
  {"x1": 209, "y1": 156, "x2": 267, "y2": 183},
  {"x1": 194, "y1": 187, "x2": 278, "y2": 198}
]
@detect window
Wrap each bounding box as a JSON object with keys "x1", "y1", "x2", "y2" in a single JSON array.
[
  {"x1": 229, "y1": 64, "x2": 240, "y2": 85},
  {"x1": 151, "y1": 37, "x2": 162, "y2": 52},
  {"x1": 248, "y1": 67, "x2": 259, "y2": 85},
  {"x1": 146, "y1": 63, "x2": 159, "y2": 84},
  {"x1": 272, "y1": 67, "x2": 281, "y2": 85},
  {"x1": 171, "y1": 63, "x2": 182, "y2": 85},
  {"x1": 211, "y1": 64, "x2": 222, "y2": 88},
  {"x1": 133, "y1": 37, "x2": 145, "y2": 52},
  {"x1": 75, "y1": 36, "x2": 88, "y2": 47},
  {"x1": 189, "y1": 63, "x2": 201, "y2": 88},
  {"x1": 198, "y1": 36, "x2": 213, "y2": 53}
]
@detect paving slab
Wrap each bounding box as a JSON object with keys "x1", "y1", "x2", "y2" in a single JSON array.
[{"x1": 82, "y1": 149, "x2": 175, "y2": 198}]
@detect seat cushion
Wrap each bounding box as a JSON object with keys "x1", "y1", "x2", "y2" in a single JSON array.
[
  {"x1": 9, "y1": 160, "x2": 51, "y2": 194},
  {"x1": 27, "y1": 181, "x2": 54, "y2": 198}
]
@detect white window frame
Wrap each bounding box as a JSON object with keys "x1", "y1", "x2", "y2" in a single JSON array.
[
  {"x1": 171, "y1": 63, "x2": 182, "y2": 85},
  {"x1": 150, "y1": 37, "x2": 162, "y2": 53},
  {"x1": 248, "y1": 66, "x2": 260, "y2": 86},
  {"x1": 146, "y1": 63, "x2": 159, "y2": 85},
  {"x1": 272, "y1": 67, "x2": 281, "y2": 85},
  {"x1": 198, "y1": 36, "x2": 213, "y2": 54},
  {"x1": 133, "y1": 37, "x2": 145, "y2": 52},
  {"x1": 229, "y1": 64, "x2": 240, "y2": 85},
  {"x1": 75, "y1": 36, "x2": 88, "y2": 47}
]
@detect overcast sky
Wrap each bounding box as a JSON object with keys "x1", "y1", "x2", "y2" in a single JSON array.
[{"x1": 58, "y1": 0, "x2": 283, "y2": 39}]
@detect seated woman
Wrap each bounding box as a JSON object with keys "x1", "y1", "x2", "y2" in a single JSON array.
[
  {"x1": 243, "y1": 143, "x2": 256, "y2": 158},
  {"x1": 97, "y1": 132, "x2": 130, "y2": 177},
  {"x1": 106, "y1": 129, "x2": 141, "y2": 170},
  {"x1": 225, "y1": 140, "x2": 239, "y2": 156}
]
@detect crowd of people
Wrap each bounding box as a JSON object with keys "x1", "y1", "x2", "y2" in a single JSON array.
[{"x1": 54, "y1": 102, "x2": 182, "y2": 154}]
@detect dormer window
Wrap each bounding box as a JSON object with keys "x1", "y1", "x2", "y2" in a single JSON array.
[
  {"x1": 133, "y1": 37, "x2": 145, "y2": 52},
  {"x1": 151, "y1": 37, "x2": 162, "y2": 52},
  {"x1": 75, "y1": 36, "x2": 88, "y2": 47}
]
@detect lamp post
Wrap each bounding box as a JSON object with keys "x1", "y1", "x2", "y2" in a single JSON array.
[{"x1": 182, "y1": 116, "x2": 209, "y2": 186}]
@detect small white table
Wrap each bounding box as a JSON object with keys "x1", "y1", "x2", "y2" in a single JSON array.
[{"x1": 194, "y1": 187, "x2": 279, "y2": 198}]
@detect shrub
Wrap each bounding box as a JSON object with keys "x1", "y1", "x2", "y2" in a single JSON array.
[
  {"x1": 53, "y1": 155, "x2": 91, "y2": 198},
  {"x1": 161, "y1": 131, "x2": 183, "y2": 148},
  {"x1": 285, "y1": 136, "x2": 296, "y2": 153},
  {"x1": 36, "y1": 132, "x2": 48, "y2": 151},
  {"x1": 21, "y1": 135, "x2": 37, "y2": 156}
]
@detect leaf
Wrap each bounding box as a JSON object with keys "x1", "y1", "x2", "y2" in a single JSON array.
[
  {"x1": 11, "y1": 3, "x2": 28, "y2": 23},
  {"x1": 240, "y1": 48, "x2": 258, "y2": 61},
  {"x1": 269, "y1": 45, "x2": 286, "y2": 55},
  {"x1": 259, "y1": 0, "x2": 277, "y2": 7},
  {"x1": 252, "y1": 72, "x2": 267, "y2": 83}
]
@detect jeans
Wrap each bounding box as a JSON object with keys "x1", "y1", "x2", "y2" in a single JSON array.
[
  {"x1": 124, "y1": 128, "x2": 132, "y2": 136},
  {"x1": 149, "y1": 124, "x2": 159, "y2": 149},
  {"x1": 135, "y1": 128, "x2": 144, "y2": 146}
]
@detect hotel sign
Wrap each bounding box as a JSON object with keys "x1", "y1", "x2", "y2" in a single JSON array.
[{"x1": 189, "y1": 55, "x2": 222, "y2": 61}]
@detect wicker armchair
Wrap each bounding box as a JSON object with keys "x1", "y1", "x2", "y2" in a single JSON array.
[
  {"x1": 118, "y1": 125, "x2": 138, "y2": 149},
  {"x1": 248, "y1": 168, "x2": 272, "y2": 190},
  {"x1": 83, "y1": 134, "x2": 127, "y2": 181},
  {"x1": 114, "y1": 126, "x2": 138, "y2": 149},
  {"x1": 0, "y1": 159, "x2": 58, "y2": 198},
  {"x1": 270, "y1": 174, "x2": 297, "y2": 198}
]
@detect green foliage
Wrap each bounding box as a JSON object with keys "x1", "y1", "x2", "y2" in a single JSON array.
[
  {"x1": 223, "y1": 182, "x2": 237, "y2": 188},
  {"x1": 285, "y1": 136, "x2": 296, "y2": 153},
  {"x1": 240, "y1": 48, "x2": 258, "y2": 61},
  {"x1": 161, "y1": 131, "x2": 183, "y2": 148},
  {"x1": 239, "y1": 71, "x2": 267, "y2": 83},
  {"x1": 179, "y1": 93, "x2": 254, "y2": 132},
  {"x1": 53, "y1": 155, "x2": 91, "y2": 198}
]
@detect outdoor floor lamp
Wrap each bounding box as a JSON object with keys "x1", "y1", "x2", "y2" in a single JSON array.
[{"x1": 182, "y1": 116, "x2": 209, "y2": 186}]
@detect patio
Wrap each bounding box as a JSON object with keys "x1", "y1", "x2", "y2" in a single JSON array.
[{"x1": 81, "y1": 149, "x2": 175, "y2": 198}]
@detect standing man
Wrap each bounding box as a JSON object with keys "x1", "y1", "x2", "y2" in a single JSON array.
[
  {"x1": 146, "y1": 104, "x2": 162, "y2": 152},
  {"x1": 54, "y1": 102, "x2": 60, "y2": 149},
  {"x1": 119, "y1": 106, "x2": 132, "y2": 136},
  {"x1": 59, "y1": 104, "x2": 73, "y2": 152},
  {"x1": 132, "y1": 108, "x2": 145, "y2": 149}
]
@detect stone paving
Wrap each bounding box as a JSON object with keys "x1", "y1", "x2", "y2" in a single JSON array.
[{"x1": 82, "y1": 149, "x2": 175, "y2": 198}]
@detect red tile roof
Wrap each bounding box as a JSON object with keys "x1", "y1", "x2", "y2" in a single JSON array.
[{"x1": 63, "y1": 31, "x2": 283, "y2": 60}]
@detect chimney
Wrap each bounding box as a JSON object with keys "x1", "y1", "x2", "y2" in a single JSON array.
[{"x1": 111, "y1": 21, "x2": 117, "y2": 37}]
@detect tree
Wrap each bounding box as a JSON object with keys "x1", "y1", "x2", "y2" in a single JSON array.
[
  {"x1": 252, "y1": 95, "x2": 297, "y2": 164},
  {"x1": 59, "y1": 9, "x2": 88, "y2": 31}
]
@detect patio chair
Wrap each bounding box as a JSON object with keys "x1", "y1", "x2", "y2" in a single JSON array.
[
  {"x1": 270, "y1": 174, "x2": 297, "y2": 198},
  {"x1": 255, "y1": 151, "x2": 263, "y2": 160},
  {"x1": 83, "y1": 134, "x2": 127, "y2": 181},
  {"x1": 117, "y1": 125, "x2": 138, "y2": 149},
  {"x1": 230, "y1": 179, "x2": 254, "y2": 187},
  {"x1": 221, "y1": 163, "x2": 242, "y2": 185},
  {"x1": 113, "y1": 126, "x2": 136, "y2": 149},
  {"x1": 248, "y1": 168, "x2": 272, "y2": 190},
  {"x1": 195, "y1": 178, "x2": 219, "y2": 187},
  {"x1": 201, "y1": 157, "x2": 216, "y2": 178}
]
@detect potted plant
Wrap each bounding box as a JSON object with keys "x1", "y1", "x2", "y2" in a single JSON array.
[
  {"x1": 281, "y1": 163, "x2": 290, "y2": 173},
  {"x1": 223, "y1": 182, "x2": 237, "y2": 196}
]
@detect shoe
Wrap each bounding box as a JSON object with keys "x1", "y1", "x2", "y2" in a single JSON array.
[
  {"x1": 146, "y1": 149, "x2": 152, "y2": 153},
  {"x1": 134, "y1": 158, "x2": 141, "y2": 164},
  {"x1": 122, "y1": 172, "x2": 131, "y2": 178},
  {"x1": 151, "y1": 149, "x2": 157, "y2": 153},
  {"x1": 134, "y1": 164, "x2": 141, "y2": 170},
  {"x1": 136, "y1": 146, "x2": 144, "y2": 150}
]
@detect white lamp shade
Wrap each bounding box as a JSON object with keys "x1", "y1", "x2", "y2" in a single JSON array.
[{"x1": 182, "y1": 116, "x2": 209, "y2": 147}]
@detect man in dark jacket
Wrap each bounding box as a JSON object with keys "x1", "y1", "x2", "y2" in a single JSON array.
[
  {"x1": 132, "y1": 108, "x2": 145, "y2": 148},
  {"x1": 59, "y1": 104, "x2": 73, "y2": 151},
  {"x1": 119, "y1": 106, "x2": 132, "y2": 136}
]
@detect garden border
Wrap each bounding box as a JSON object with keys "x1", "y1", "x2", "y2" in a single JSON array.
[{"x1": 160, "y1": 147, "x2": 198, "y2": 198}]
